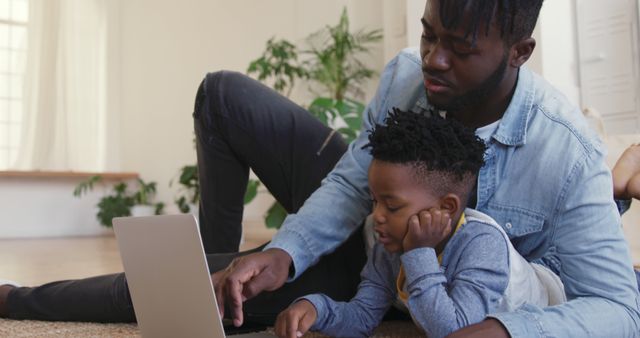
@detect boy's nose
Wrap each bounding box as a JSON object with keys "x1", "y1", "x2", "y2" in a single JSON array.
[{"x1": 373, "y1": 209, "x2": 386, "y2": 225}]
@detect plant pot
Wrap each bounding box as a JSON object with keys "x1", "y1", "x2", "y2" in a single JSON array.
[{"x1": 131, "y1": 205, "x2": 156, "y2": 217}]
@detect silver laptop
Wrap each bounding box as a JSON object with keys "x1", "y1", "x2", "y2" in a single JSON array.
[{"x1": 113, "y1": 214, "x2": 276, "y2": 338}]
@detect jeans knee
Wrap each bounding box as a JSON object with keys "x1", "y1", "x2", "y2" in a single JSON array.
[
  {"x1": 193, "y1": 70, "x2": 254, "y2": 140},
  {"x1": 194, "y1": 70, "x2": 243, "y2": 121}
]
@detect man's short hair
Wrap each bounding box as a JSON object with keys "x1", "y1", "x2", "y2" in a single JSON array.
[
  {"x1": 364, "y1": 108, "x2": 486, "y2": 198},
  {"x1": 438, "y1": 0, "x2": 544, "y2": 45}
]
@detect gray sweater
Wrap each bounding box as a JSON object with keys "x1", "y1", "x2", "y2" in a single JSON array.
[{"x1": 303, "y1": 213, "x2": 511, "y2": 338}]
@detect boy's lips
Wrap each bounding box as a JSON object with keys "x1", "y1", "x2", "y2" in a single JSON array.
[{"x1": 377, "y1": 234, "x2": 392, "y2": 245}]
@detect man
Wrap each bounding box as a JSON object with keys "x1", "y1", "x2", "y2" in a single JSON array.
[
  {"x1": 1, "y1": 0, "x2": 639, "y2": 336},
  {"x1": 211, "y1": 0, "x2": 640, "y2": 337}
]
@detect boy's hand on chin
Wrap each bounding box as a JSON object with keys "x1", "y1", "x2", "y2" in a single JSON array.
[{"x1": 402, "y1": 208, "x2": 452, "y2": 252}]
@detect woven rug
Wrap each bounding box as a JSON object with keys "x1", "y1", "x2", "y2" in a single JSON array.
[{"x1": 0, "y1": 318, "x2": 423, "y2": 337}]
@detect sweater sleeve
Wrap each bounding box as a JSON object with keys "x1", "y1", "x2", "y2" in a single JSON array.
[
  {"x1": 301, "y1": 244, "x2": 397, "y2": 337},
  {"x1": 401, "y1": 223, "x2": 510, "y2": 338}
]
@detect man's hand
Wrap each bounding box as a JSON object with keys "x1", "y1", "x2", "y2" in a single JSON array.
[
  {"x1": 211, "y1": 248, "x2": 292, "y2": 327},
  {"x1": 446, "y1": 319, "x2": 510, "y2": 338},
  {"x1": 402, "y1": 208, "x2": 452, "y2": 252},
  {"x1": 274, "y1": 300, "x2": 318, "y2": 338}
]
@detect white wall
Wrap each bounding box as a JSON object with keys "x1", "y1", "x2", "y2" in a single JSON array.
[
  {"x1": 538, "y1": 0, "x2": 581, "y2": 105},
  {"x1": 0, "y1": 177, "x2": 113, "y2": 237},
  {"x1": 406, "y1": 0, "x2": 424, "y2": 49},
  {"x1": 117, "y1": 0, "x2": 387, "y2": 224}
]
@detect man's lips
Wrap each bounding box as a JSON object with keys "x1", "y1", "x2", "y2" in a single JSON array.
[{"x1": 424, "y1": 76, "x2": 451, "y2": 94}]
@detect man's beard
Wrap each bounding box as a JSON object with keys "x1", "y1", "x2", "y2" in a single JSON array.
[{"x1": 428, "y1": 53, "x2": 509, "y2": 112}]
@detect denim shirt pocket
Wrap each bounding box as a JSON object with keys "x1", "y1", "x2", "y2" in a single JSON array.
[{"x1": 485, "y1": 203, "x2": 547, "y2": 257}]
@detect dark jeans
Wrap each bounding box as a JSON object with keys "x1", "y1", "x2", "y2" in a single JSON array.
[{"x1": 6, "y1": 71, "x2": 367, "y2": 324}]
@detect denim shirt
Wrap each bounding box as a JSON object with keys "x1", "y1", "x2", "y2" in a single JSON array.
[{"x1": 266, "y1": 47, "x2": 640, "y2": 337}]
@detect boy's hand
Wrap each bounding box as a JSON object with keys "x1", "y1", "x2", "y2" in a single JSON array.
[
  {"x1": 275, "y1": 299, "x2": 317, "y2": 338},
  {"x1": 403, "y1": 208, "x2": 452, "y2": 252}
]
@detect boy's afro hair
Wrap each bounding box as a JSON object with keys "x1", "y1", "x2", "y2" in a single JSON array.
[{"x1": 364, "y1": 108, "x2": 486, "y2": 182}]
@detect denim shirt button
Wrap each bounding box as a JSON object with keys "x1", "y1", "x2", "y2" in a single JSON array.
[{"x1": 506, "y1": 222, "x2": 513, "y2": 229}]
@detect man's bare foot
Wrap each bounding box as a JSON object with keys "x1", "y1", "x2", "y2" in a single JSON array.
[
  {"x1": 0, "y1": 284, "x2": 16, "y2": 317},
  {"x1": 612, "y1": 144, "x2": 640, "y2": 200}
]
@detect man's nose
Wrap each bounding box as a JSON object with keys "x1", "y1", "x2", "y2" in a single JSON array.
[{"x1": 423, "y1": 42, "x2": 451, "y2": 72}]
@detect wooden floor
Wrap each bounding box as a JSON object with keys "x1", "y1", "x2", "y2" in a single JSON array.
[
  {"x1": 0, "y1": 226, "x2": 276, "y2": 286},
  {"x1": 1, "y1": 226, "x2": 638, "y2": 287}
]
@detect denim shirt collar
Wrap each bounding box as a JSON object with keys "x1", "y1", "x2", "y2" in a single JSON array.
[{"x1": 492, "y1": 66, "x2": 535, "y2": 147}]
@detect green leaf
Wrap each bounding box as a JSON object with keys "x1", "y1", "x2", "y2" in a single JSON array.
[
  {"x1": 72, "y1": 175, "x2": 102, "y2": 197},
  {"x1": 179, "y1": 165, "x2": 198, "y2": 187},
  {"x1": 265, "y1": 201, "x2": 288, "y2": 229},
  {"x1": 338, "y1": 127, "x2": 357, "y2": 144},
  {"x1": 246, "y1": 37, "x2": 305, "y2": 97},
  {"x1": 96, "y1": 195, "x2": 133, "y2": 227},
  {"x1": 344, "y1": 115, "x2": 362, "y2": 131},
  {"x1": 244, "y1": 179, "x2": 261, "y2": 205},
  {"x1": 176, "y1": 196, "x2": 190, "y2": 213},
  {"x1": 154, "y1": 202, "x2": 165, "y2": 215},
  {"x1": 309, "y1": 97, "x2": 334, "y2": 109},
  {"x1": 308, "y1": 97, "x2": 337, "y2": 126}
]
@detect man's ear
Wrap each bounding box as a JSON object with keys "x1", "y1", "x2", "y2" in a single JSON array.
[
  {"x1": 509, "y1": 37, "x2": 536, "y2": 68},
  {"x1": 440, "y1": 193, "x2": 461, "y2": 216}
]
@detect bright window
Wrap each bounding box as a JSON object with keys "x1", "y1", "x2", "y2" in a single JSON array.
[{"x1": 0, "y1": 0, "x2": 28, "y2": 169}]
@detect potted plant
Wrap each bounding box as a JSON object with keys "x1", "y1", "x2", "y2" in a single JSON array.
[
  {"x1": 245, "y1": 7, "x2": 382, "y2": 228},
  {"x1": 130, "y1": 178, "x2": 164, "y2": 217},
  {"x1": 73, "y1": 175, "x2": 164, "y2": 227},
  {"x1": 172, "y1": 165, "x2": 199, "y2": 216},
  {"x1": 172, "y1": 164, "x2": 261, "y2": 217}
]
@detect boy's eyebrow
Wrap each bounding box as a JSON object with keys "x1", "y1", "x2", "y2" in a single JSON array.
[{"x1": 377, "y1": 193, "x2": 401, "y2": 200}]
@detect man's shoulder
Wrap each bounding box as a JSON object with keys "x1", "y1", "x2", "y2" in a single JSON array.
[
  {"x1": 525, "y1": 68, "x2": 603, "y2": 157},
  {"x1": 383, "y1": 47, "x2": 422, "y2": 84},
  {"x1": 368, "y1": 47, "x2": 425, "y2": 120},
  {"x1": 395, "y1": 47, "x2": 421, "y2": 65}
]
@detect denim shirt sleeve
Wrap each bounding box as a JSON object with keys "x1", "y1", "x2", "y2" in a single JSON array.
[
  {"x1": 301, "y1": 244, "x2": 396, "y2": 337},
  {"x1": 401, "y1": 223, "x2": 509, "y2": 338},
  {"x1": 488, "y1": 148, "x2": 640, "y2": 337},
  {"x1": 263, "y1": 53, "x2": 406, "y2": 279}
]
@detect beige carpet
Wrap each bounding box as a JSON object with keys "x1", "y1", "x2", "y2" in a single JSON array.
[{"x1": 0, "y1": 318, "x2": 424, "y2": 337}]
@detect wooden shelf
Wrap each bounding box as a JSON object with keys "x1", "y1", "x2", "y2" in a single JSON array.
[{"x1": 0, "y1": 171, "x2": 139, "y2": 180}]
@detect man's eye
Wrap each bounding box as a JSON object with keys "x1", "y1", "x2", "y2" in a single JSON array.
[
  {"x1": 421, "y1": 31, "x2": 437, "y2": 43},
  {"x1": 451, "y1": 41, "x2": 474, "y2": 55}
]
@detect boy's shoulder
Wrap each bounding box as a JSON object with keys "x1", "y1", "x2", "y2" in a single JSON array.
[
  {"x1": 446, "y1": 209, "x2": 511, "y2": 260},
  {"x1": 460, "y1": 208, "x2": 509, "y2": 239}
]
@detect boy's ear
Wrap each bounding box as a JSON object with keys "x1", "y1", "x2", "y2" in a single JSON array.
[
  {"x1": 440, "y1": 193, "x2": 461, "y2": 216},
  {"x1": 509, "y1": 37, "x2": 536, "y2": 68}
]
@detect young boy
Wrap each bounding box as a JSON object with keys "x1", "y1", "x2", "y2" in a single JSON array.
[{"x1": 274, "y1": 109, "x2": 565, "y2": 338}]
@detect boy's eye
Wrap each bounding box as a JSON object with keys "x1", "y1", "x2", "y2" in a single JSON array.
[{"x1": 386, "y1": 205, "x2": 400, "y2": 213}]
